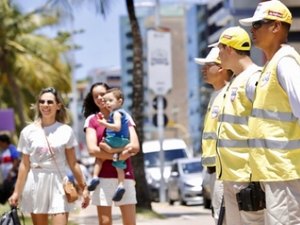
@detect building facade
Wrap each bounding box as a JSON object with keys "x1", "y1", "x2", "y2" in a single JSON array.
[
  {"x1": 119, "y1": 4, "x2": 205, "y2": 154},
  {"x1": 76, "y1": 0, "x2": 300, "y2": 157}
]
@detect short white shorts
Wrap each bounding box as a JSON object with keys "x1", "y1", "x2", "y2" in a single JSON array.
[{"x1": 91, "y1": 178, "x2": 137, "y2": 206}]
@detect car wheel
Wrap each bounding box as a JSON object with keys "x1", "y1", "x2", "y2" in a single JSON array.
[
  {"x1": 180, "y1": 199, "x2": 187, "y2": 205},
  {"x1": 203, "y1": 197, "x2": 211, "y2": 209},
  {"x1": 169, "y1": 199, "x2": 175, "y2": 205},
  {"x1": 179, "y1": 190, "x2": 187, "y2": 205}
]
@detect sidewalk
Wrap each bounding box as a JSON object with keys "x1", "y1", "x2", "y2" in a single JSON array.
[
  {"x1": 69, "y1": 202, "x2": 214, "y2": 225},
  {"x1": 69, "y1": 202, "x2": 122, "y2": 225}
]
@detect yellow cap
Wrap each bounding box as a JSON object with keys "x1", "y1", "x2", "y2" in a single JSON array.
[
  {"x1": 210, "y1": 26, "x2": 251, "y2": 51},
  {"x1": 194, "y1": 47, "x2": 221, "y2": 65},
  {"x1": 239, "y1": 0, "x2": 292, "y2": 26}
]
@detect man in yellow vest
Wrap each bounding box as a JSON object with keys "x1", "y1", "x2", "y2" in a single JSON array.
[
  {"x1": 195, "y1": 47, "x2": 233, "y2": 224},
  {"x1": 212, "y1": 26, "x2": 264, "y2": 225},
  {"x1": 240, "y1": 1, "x2": 300, "y2": 224}
]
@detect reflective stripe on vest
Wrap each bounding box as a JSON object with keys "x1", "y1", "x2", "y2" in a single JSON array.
[
  {"x1": 218, "y1": 139, "x2": 249, "y2": 148},
  {"x1": 202, "y1": 156, "x2": 216, "y2": 165},
  {"x1": 202, "y1": 132, "x2": 217, "y2": 140},
  {"x1": 218, "y1": 114, "x2": 248, "y2": 125},
  {"x1": 252, "y1": 108, "x2": 297, "y2": 122},
  {"x1": 249, "y1": 139, "x2": 300, "y2": 150}
]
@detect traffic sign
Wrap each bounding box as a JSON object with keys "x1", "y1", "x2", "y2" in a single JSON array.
[
  {"x1": 153, "y1": 96, "x2": 167, "y2": 110},
  {"x1": 152, "y1": 113, "x2": 168, "y2": 127}
]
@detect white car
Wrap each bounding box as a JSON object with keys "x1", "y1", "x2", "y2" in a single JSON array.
[
  {"x1": 167, "y1": 157, "x2": 203, "y2": 205},
  {"x1": 143, "y1": 139, "x2": 190, "y2": 201}
]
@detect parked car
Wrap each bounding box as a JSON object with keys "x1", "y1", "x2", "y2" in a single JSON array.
[
  {"x1": 143, "y1": 138, "x2": 190, "y2": 201},
  {"x1": 167, "y1": 157, "x2": 203, "y2": 205}
]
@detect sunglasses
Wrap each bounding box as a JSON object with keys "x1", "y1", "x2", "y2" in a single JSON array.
[
  {"x1": 39, "y1": 100, "x2": 55, "y2": 105},
  {"x1": 42, "y1": 87, "x2": 57, "y2": 94},
  {"x1": 252, "y1": 20, "x2": 274, "y2": 29},
  {"x1": 205, "y1": 62, "x2": 221, "y2": 67}
]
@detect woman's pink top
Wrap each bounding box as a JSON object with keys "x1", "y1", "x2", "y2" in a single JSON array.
[{"x1": 85, "y1": 114, "x2": 135, "y2": 180}]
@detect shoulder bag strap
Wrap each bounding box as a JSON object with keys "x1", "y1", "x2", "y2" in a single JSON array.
[{"x1": 43, "y1": 129, "x2": 64, "y2": 180}]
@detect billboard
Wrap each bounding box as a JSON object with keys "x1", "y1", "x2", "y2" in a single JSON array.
[{"x1": 147, "y1": 29, "x2": 172, "y2": 95}]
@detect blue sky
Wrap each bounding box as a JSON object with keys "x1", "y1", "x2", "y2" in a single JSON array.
[{"x1": 14, "y1": 0, "x2": 127, "y2": 80}]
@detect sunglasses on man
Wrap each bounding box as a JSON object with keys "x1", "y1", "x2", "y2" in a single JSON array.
[{"x1": 252, "y1": 20, "x2": 274, "y2": 29}]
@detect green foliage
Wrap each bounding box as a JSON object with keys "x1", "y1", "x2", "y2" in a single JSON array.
[{"x1": 0, "y1": 0, "x2": 76, "y2": 133}]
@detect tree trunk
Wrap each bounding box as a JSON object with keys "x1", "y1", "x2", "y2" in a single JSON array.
[{"x1": 126, "y1": 0, "x2": 152, "y2": 209}]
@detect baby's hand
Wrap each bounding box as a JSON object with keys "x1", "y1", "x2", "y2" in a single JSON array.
[
  {"x1": 97, "y1": 113, "x2": 103, "y2": 120},
  {"x1": 97, "y1": 113, "x2": 106, "y2": 124}
]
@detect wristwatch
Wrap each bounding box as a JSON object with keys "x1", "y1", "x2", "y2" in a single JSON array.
[{"x1": 112, "y1": 153, "x2": 119, "y2": 162}]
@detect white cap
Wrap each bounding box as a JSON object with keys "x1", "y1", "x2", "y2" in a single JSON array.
[
  {"x1": 239, "y1": 0, "x2": 292, "y2": 26},
  {"x1": 194, "y1": 47, "x2": 220, "y2": 65}
]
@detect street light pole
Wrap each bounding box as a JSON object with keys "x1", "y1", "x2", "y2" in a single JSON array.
[
  {"x1": 147, "y1": 0, "x2": 172, "y2": 203},
  {"x1": 155, "y1": 0, "x2": 160, "y2": 28},
  {"x1": 154, "y1": 0, "x2": 167, "y2": 203}
]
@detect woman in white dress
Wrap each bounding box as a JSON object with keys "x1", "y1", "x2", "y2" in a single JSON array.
[{"x1": 9, "y1": 87, "x2": 90, "y2": 225}]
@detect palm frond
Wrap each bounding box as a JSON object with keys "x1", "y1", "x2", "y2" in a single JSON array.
[{"x1": 0, "y1": 0, "x2": 74, "y2": 130}]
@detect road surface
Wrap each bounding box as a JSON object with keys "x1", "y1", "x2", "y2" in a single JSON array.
[{"x1": 70, "y1": 201, "x2": 215, "y2": 225}]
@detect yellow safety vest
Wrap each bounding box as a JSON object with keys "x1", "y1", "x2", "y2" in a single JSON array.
[
  {"x1": 202, "y1": 87, "x2": 227, "y2": 167},
  {"x1": 216, "y1": 65, "x2": 261, "y2": 182},
  {"x1": 249, "y1": 45, "x2": 300, "y2": 181}
]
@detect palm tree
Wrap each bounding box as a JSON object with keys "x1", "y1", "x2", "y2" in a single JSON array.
[
  {"x1": 48, "y1": 0, "x2": 152, "y2": 209},
  {"x1": 124, "y1": 0, "x2": 151, "y2": 209},
  {"x1": 0, "y1": 0, "x2": 74, "y2": 132}
]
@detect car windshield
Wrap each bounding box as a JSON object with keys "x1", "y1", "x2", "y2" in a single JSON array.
[
  {"x1": 144, "y1": 149, "x2": 187, "y2": 168},
  {"x1": 181, "y1": 161, "x2": 203, "y2": 174}
]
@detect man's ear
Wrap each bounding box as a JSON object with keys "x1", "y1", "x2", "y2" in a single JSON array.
[
  {"x1": 272, "y1": 21, "x2": 281, "y2": 33},
  {"x1": 227, "y1": 45, "x2": 234, "y2": 55}
]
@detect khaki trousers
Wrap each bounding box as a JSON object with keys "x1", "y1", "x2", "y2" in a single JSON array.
[
  {"x1": 223, "y1": 181, "x2": 265, "y2": 225},
  {"x1": 262, "y1": 180, "x2": 300, "y2": 225},
  {"x1": 212, "y1": 178, "x2": 226, "y2": 225}
]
